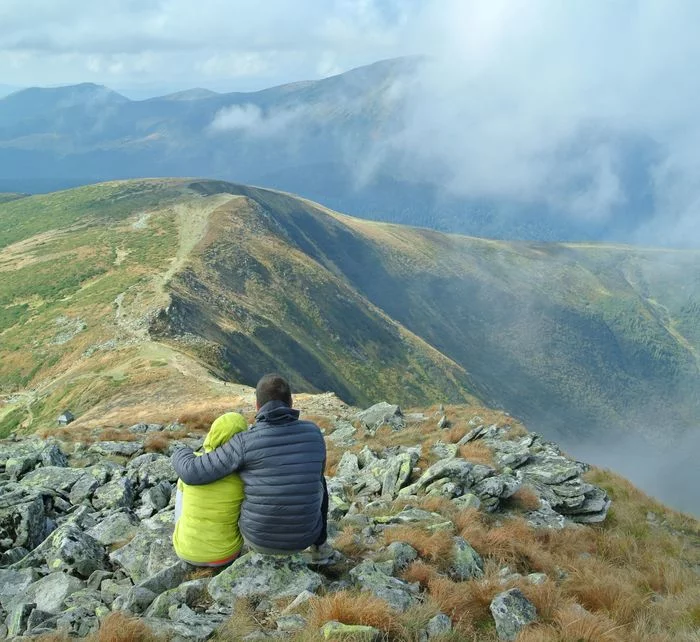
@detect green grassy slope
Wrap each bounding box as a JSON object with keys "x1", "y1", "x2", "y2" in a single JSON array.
[
  {"x1": 185, "y1": 182, "x2": 700, "y2": 441},
  {"x1": 0, "y1": 192, "x2": 27, "y2": 204},
  {"x1": 1, "y1": 179, "x2": 699, "y2": 442}
]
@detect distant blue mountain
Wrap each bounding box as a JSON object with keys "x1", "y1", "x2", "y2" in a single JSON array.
[{"x1": 0, "y1": 58, "x2": 664, "y2": 244}]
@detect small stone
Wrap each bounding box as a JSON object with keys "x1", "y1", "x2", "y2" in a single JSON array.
[
  {"x1": 277, "y1": 614, "x2": 307, "y2": 631},
  {"x1": 385, "y1": 542, "x2": 418, "y2": 570},
  {"x1": 281, "y1": 589, "x2": 316, "y2": 614},
  {"x1": 426, "y1": 613, "x2": 452, "y2": 638},
  {"x1": 451, "y1": 493, "x2": 481, "y2": 510},
  {"x1": 86, "y1": 570, "x2": 113, "y2": 591},
  {"x1": 321, "y1": 620, "x2": 382, "y2": 640},
  {"x1": 527, "y1": 573, "x2": 548, "y2": 585},
  {"x1": 450, "y1": 536, "x2": 484, "y2": 580},
  {"x1": 490, "y1": 588, "x2": 537, "y2": 640}
]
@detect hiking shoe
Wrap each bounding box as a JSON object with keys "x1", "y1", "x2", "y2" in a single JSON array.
[{"x1": 309, "y1": 542, "x2": 335, "y2": 563}]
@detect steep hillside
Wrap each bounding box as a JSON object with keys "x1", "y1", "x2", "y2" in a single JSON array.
[{"x1": 1, "y1": 179, "x2": 699, "y2": 453}]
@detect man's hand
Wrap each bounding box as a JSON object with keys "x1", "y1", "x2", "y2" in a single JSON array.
[{"x1": 172, "y1": 434, "x2": 245, "y2": 484}]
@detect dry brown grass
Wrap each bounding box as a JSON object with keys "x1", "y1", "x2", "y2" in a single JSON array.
[
  {"x1": 402, "y1": 560, "x2": 440, "y2": 589},
  {"x1": 144, "y1": 431, "x2": 170, "y2": 453},
  {"x1": 458, "y1": 441, "x2": 495, "y2": 466},
  {"x1": 101, "y1": 427, "x2": 139, "y2": 442},
  {"x1": 214, "y1": 598, "x2": 264, "y2": 640},
  {"x1": 36, "y1": 613, "x2": 163, "y2": 642},
  {"x1": 506, "y1": 485, "x2": 541, "y2": 511},
  {"x1": 308, "y1": 591, "x2": 406, "y2": 637},
  {"x1": 384, "y1": 526, "x2": 454, "y2": 568},
  {"x1": 333, "y1": 526, "x2": 369, "y2": 558}
]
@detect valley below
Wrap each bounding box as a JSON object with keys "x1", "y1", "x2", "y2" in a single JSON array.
[{"x1": 1, "y1": 178, "x2": 699, "y2": 513}]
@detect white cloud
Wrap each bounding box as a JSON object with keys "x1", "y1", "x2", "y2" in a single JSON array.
[{"x1": 210, "y1": 104, "x2": 310, "y2": 138}]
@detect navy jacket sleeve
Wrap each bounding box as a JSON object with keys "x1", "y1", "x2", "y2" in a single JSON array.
[{"x1": 171, "y1": 432, "x2": 246, "y2": 484}]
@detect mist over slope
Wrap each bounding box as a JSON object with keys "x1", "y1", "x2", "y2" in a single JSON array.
[
  {"x1": 0, "y1": 57, "x2": 684, "y2": 246},
  {"x1": 1, "y1": 179, "x2": 699, "y2": 510}
]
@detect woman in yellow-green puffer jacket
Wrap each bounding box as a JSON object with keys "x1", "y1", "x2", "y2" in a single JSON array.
[{"x1": 173, "y1": 412, "x2": 247, "y2": 566}]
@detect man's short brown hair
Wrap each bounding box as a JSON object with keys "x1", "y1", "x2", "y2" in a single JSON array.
[{"x1": 256, "y1": 373, "x2": 292, "y2": 408}]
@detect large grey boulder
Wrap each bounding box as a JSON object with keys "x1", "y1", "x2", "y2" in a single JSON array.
[
  {"x1": 43, "y1": 524, "x2": 107, "y2": 577},
  {"x1": 86, "y1": 511, "x2": 140, "y2": 546},
  {"x1": 10, "y1": 572, "x2": 84, "y2": 613},
  {"x1": 92, "y1": 478, "x2": 134, "y2": 511},
  {"x1": 355, "y1": 402, "x2": 404, "y2": 436},
  {"x1": 127, "y1": 454, "x2": 177, "y2": 488},
  {"x1": 208, "y1": 553, "x2": 323, "y2": 602},
  {"x1": 0, "y1": 490, "x2": 50, "y2": 551},
  {"x1": 88, "y1": 441, "x2": 144, "y2": 458},
  {"x1": 0, "y1": 569, "x2": 38, "y2": 609},
  {"x1": 5, "y1": 601, "x2": 34, "y2": 637},
  {"x1": 109, "y1": 530, "x2": 180, "y2": 583},
  {"x1": 399, "y1": 458, "x2": 474, "y2": 496},
  {"x1": 145, "y1": 579, "x2": 209, "y2": 618},
  {"x1": 489, "y1": 588, "x2": 537, "y2": 640},
  {"x1": 20, "y1": 466, "x2": 86, "y2": 492},
  {"x1": 68, "y1": 475, "x2": 100, "y2": 505},
  {"x1": 348, "y1": 559, "x2": 417, "y2": 612}
]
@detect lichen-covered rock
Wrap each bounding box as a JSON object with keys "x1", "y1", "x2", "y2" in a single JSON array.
[
  {"x1": 109, "y1": 530, "x2": 179, "y2": 583},
  {"x1": 327, "y1": 421, "x2": 357, "y2": 446},
  {"x1": 86, "y1": 510, "x2": 140, "y2": 546},
  {"x1": 145, "y1": 579, "x2": 209, "y2": 618},
  {"x1": 141, "y1": 615, "x2": 222, "y2": 642},
  {"x1": 0, "y1": 568, "x2": 39, "y2": 609},
  {"x1": 6, "y1": 601, "x2": 35, "y2": 637},
  {"x1": 399, "y1": 458, "x2": 474, "y2": 496},
  {"x1": 348, "y1": 559, "x2": 417, "y2": 612},
  {"x1": 10, "y1": 572, "x2": 84, "y2": 614},
  {"x1": 208, "y1": 553, "x2": 322, "y2": 602},
  {"x1": 127, "y1": 454, "x2": 177, "y2": 488},
  {"x1": 355, "y1": 402, "x2": 404, "y2": 435},
  {"x1": 0, "y1": 490, "x2": 50, "y2": 551},
  {"x1": 68, "y1": 475, "x2": 100, "y2": 505},
  {"x1": 426, "y1": 613, "x2": 452, "y2": 638},
  {"x1": 88, "y1": 441, "x2": 143, "y2": 458},
  {"x1": 112, "y1": 586, "x2": 159, "y2": 614},
  {"x1": 490, "y1": 588, "x2": 537, "y2": 640},
  {"x1": 44, "y1": 524, "x2": 107, "y2": 577},
  {"x1": 20, "y1": 466, "x2": 86, "y2": 492},
  {"x1": 92, "y1": 478, "x2": 134, "y2": 511},
  {"x1": 385, "y1": 541, "x2": 418, "y2": 570},
  {"x1": 450, "y1": 536, "x2": 484, "y2": 580}
]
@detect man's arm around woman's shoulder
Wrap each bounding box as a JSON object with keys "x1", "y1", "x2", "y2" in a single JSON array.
[{"x1": 172, "y1": 432, "x2": 246, "y2": 485}]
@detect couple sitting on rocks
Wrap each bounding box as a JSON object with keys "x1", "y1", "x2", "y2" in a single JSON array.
[{"x1": 171, "y1": 374, "x2": 332, "y2": 566}]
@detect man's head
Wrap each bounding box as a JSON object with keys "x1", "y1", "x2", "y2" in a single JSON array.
[{"x1": 255, "y1": 374, "x2": 292, "y2": 410}]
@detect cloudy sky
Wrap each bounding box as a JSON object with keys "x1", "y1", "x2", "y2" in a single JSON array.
[
  {"x1": 0, "y1": 0, "x2": 422, "y2": 96},
  {"x1": 2, "y1": 0, "x2": 699, "y2": 243}
]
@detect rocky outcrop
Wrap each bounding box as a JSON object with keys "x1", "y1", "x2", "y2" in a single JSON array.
[{"x1": 0, "y1": 407, "x2": 611, "y2": 640}]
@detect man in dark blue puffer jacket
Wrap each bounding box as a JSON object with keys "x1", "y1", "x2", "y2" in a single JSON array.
[{"x1": 172, "y1": 374, "x2": 330, "y2": 557}]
